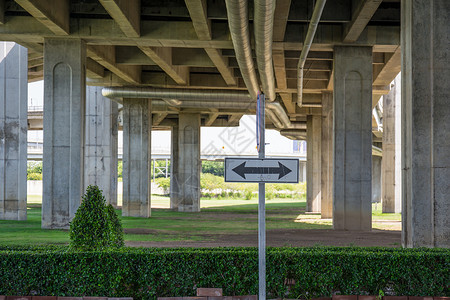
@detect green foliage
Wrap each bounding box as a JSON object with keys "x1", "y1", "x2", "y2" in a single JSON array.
[
  {"x1": 118, "y1": 161, "x2": 123, "y2": 178},
  {"x1": 27, "y1": 161, "x2": 42, "y2": 174},
  {"x1": 27, "y1": 161, "x2": 43, "y2": 180},
  {"x1": 155, "y1": 177, "x2": 171, "y2": 194},
  {"x1": 27, "y1": 172, "x2": 42, "y2": 180},
  {"x1": 106, "y1": 205, "x2": 124, "y2": 248},
  {"x1": 202, "y1": 161, "x2": 224, "y2": 176},
  {"x1": 69, "y1": 185, "x2": 124, "y2": 250},
  {"x1": 0, "y1": 247, "x2": 448, "y2": 299}
]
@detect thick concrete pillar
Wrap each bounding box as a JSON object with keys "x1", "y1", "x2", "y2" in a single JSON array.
[
  {"x1": 177, "y1": 113, "x2": 201, "y2": 212},
  {"x1": 42, "y1": 39, "x2": 86, "y2": 229},
  {"x1": 170, "y1": 125, "x2": 180, "y2": 210},
  {"x1": 333, "y1": 46, "x2": 373, "y2": 231},
  {"x1": 0, "y1": 42, "x2": 27, "y2": 220},
  {"x1": 321, "y1": 91, "x2": 333, "y2": 218},
  {"x1": 401, "y1": 0, "x2": 450, "y2": 247},
  {"x1": 382, "y1": 82, "x2": 400, "y2": 213},
  {"x1": 122, "y1": 99, "x2": 151, "y2": 217},
  {"x1": 84, "y1": 86, "x2": 118, "y2": 206},
  {"x1": 372, "y1": 156, "x2": 382, "y2": 204},
  {"x1": 306, "y1": 115, "x2": 321, "y2": 212}
]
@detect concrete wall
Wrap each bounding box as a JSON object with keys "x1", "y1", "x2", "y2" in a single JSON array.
[
  {"x1": 122, "y1": 99, "x2": 151, "y2": 217},
  {"x1": 0, "y1": 42, "x2": 27, "y2": 220},
  {"x1": 42, "y1": 38, "x2": 86, "y2": 229},
  {"x1": 401, "y1": 0, "x2": 450, "y2": 247},
  {"x1": 333, "y1": 46, "x2": 373, "y2": 231}
]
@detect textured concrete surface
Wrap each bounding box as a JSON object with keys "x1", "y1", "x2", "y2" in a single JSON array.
[
  {"x1": 306, "y1": 115, "x2": 321, "y2": 213},
  {"x1": 177, "y1": 113, "x2": 201, "y2": 212},
  {"x1": 382, "y1": 82, "x2": 400, "y2": 213},
  {"x1": 372, "y1": 156, "x2": 382, "y2": 204},
  {"x1": 84, "y1": 86, "x2": 118, "y2": 206},
  {"x1": 333, "y1": 46, "x2": 373, "y2": 231},
  {"x1": 321, "y1": 91, "x2": 333, "y2": 219},
  {"x1": 170, "y1": 125, "x2": 180, "y2": 210},
  {"x1": 401, "y1": 0, "x2": 450, "y2": 247},
  {"x1": 0, "y1": 42, "x2": 27, "y2": 220},
  {"x1": 42, "y1": 38, "x2": 86, "y2": 229},
  {"x1": 122, "y1": 98, "x2": 151, "y2": 217}
]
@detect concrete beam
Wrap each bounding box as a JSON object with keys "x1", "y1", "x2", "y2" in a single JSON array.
[
  {"x1": 0, "y1": 0, "x2": 5, "y2": 24},
  {"x1": 0, "y1": 16, "x2": 400, "y2": 49},
  {"x1": 153, "y1": 112, "x2": 168, "y2": 126},
  {"x1": 184, "y1": 0, "x2": 211, "y2": 41},
  {"x1": 87, "y1": 45, "x2": 141, "y2": 84},
  {"x1": 204, "y1": 48, "x2": 237, "y2": 86},
  {"x1": 205, "y1": 110, "x2": 219, "y2": 126},
  {"x1": 16, "y1": 41, "x2": 43, "y2": 54},
  {"x1": 228, "y1": 114, "x2": 242, "y2": 125},
  {"x1": 373, "y1": 47, "x2": 401, "y2": 86},
  {"x1": 86, "y1": 58, "x2": 105, "y2": 79},
  {"x1": 139, "y1": 46, "x2": 189, "y2": 85},
  {"x1": 343, "y1": 0, "x2": 383, "y2": 43},
  {"x1": 273, "y1": 0, "x2": 291, "y2": 42},
  {"x1": 273, "y1": 49, "x2": 287, "y2": 90},
  {"x1": 172, "y1": 48, "x2": 215, "y2": 67},
  {"x1": 15, "y1": 0, "x2": 69, "y2": 35},
  {"x1": 279, "y1": 93, "x2": 295, "y2": 114},
  {"x1": 98, "y1": 0, "x2": 140, "y2": 37}
]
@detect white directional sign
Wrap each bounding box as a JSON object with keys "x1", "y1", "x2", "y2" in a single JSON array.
[{"x1": 225, "y1": 158, "x2": 299, "y2": 183}]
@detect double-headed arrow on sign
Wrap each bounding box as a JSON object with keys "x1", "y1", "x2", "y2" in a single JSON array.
[
  {"x1": 225, "y1": 158, "x2": 299, "y2": 183},
  {"x1": 232, "y1": 161, "x2": 292, "y2": 180}
]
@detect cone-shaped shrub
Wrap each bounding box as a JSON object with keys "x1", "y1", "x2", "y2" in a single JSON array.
[
  {"x1": 106, "y1": 204, "x2": 124, "y2": 247},
  {"x1": 69, "y1": 185, "x2": 123, "y2": 250}
]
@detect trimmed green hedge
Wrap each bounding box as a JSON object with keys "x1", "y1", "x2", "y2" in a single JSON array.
[{"x1": 0, "y1": 247, "x2": 448, "y2": 299}]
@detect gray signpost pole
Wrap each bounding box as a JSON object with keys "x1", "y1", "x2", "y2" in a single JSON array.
[{"x1": 258, "y1": 94, "x2": 266, "y2": 300}]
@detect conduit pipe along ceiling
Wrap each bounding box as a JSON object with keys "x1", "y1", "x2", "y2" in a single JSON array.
[
  {"x1": 297, "y1": 0, "x2": 327, "y2": 108},
  {"x1": 254, "y1": 0, "x2": 276, "y2": 101},
  {"x1": 225, "y1": 0, "x2": 260, "y2": 100},
  {"x1": 102, "y1": 0, "x2": 304, "y2": 136}
]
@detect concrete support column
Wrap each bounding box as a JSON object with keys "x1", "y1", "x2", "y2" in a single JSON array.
[
  {"x1": 177, "y1": 113, "x2": 201, "y2": 212},
  {"x1": 84, "y1": 86, "x2": 118, "y2": 206},
  {"x1": 401, "y1": 0, "x2": 450, "y2": 247},
  {"x1": 372, "y1": 155, "x2": 382, "y2": 204},
  {"x1": 170, "y1": 125, "x2": 180, "y2": 210},
  {"x1": 42, "y1": 39, "x2": 86, "y2": 229},
  {"x1": 0, "y1": 42, "x2": 27, "y2": 220},
  {"x1": 321, "y1": 91, "x2": 333, "y2": 218},
  {"x1": 382, "y1": 81, "x2": 400, "y2": 213},
  {"x1": 306, "y1": 115, "x2": 321, "y2": 213},
  {"x1": 333, "y1": 46, "x2": 373, "y2": 231},
  {"x1": 122, "y1": 99, "x2": 151, "y2": 217}
]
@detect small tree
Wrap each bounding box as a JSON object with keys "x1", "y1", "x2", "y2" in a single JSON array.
[{"x1": 70, "y1": 185, "x2": 124, "y2": 250}]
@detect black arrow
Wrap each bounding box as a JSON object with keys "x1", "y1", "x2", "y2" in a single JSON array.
[{"x1": 232, "y1": 162, "x2": 292, "y2": 180}]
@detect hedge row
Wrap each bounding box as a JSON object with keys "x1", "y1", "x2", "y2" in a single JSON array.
[{"x1": 0, "y1": 247, "x2": 448, "y2": 300}]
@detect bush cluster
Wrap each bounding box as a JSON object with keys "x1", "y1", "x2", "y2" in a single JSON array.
[
  {"x1": 27, "y1": 161, "x2": 43, "y2": 180},
  {"x1": 0, "y1": 247, "x2": 448, "y2": 299},
  {"x1": 69, "y1": 185, "x2": 124, "y2": 250}
]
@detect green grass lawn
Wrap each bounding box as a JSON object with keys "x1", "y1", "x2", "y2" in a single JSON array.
[{"x1": 0, "y1": 195, "x2": 401, "y2": 246}]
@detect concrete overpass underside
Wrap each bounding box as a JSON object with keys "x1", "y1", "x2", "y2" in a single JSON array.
[{"x1": 0, "y1": 0, "x2": 448, "y2": 247}]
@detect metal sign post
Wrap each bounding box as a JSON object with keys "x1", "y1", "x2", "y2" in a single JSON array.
[
  {"x1": 257, "y1": 93, "x2": 266, "y2": 300},
  {"x1": 224, "y1": 94, "x2": 299, "y2": 300}
]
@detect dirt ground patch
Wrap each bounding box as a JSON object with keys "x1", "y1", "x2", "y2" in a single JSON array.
[{"x1": 125, "y1": 228, "x2": 401, "y2": 248}]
